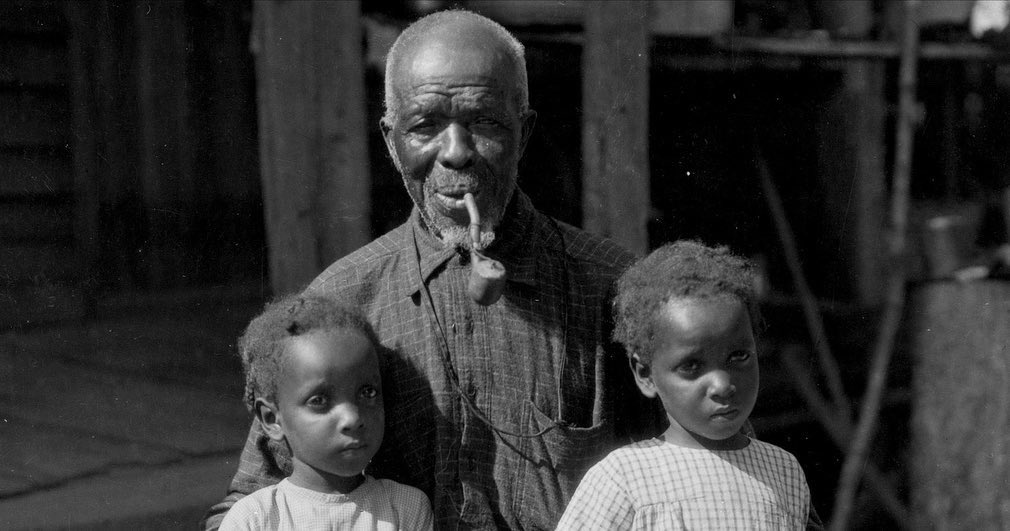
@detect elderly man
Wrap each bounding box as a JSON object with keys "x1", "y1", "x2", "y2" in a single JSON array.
[{"x1": 204, "y1": 9, "x2": 657, "y2": 530}]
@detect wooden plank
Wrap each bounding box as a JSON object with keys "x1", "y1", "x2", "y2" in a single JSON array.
[
  {"x1": 0, "y1": 418, "x2": 181, "y2": 496},
  {"x1": 0, "y1": 148, "x2": 72, "y2": 196},
  {"x1": 581, "y1": 0, "x2": 650, "y2": 254},
  {"x1": 0, "y1": 201, "x2": 73, "y2": 242},
  {"x1": 0, "y1": 0, "x2": 66, "y2": 35},
  {"x1": 0, "y1": 89, "x2": 69, "y2": 146},
  {"x1": 0, "y1": 284, "x2": 85, "y2": 329},
  {"x1": 0, "y1": 349, "x2": 249, "y2": 455},
  {"x1": 253, "y1": 0, "x2": 370, "y2": 294},
  {"x1": 0, "y1": 37, "x2": 68, "y2": 87},
  {"x1": 0, "y1": 242, "x2": 76, "y2": 283},
  {"x1": 713, "y1": 36, "x2": 1010, "y2": 62}
]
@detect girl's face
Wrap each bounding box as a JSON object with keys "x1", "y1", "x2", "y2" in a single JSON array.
[
  {"x1": 272, "y1": 329, "x2": 384, "y2": 493},
  {"x1": 632, "y1": 296, "x2": 758, "y2": 450}
]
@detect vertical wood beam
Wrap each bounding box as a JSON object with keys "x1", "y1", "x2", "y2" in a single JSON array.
[
  {"x1": 252, "y1": 0, "x2": 370, "y2": 294},
  {"x1": 66, "y1": 1, "x2": 100, "y2": 317},
  {"x1": 814, "y1": 0, "x2": 887, "y2": 305},
  {"x1": 582, "y1": 0, "x2": 650, "y2": 255},
  {"x1": 134, "y1": 0, "x2": 193, "y2": 287}
]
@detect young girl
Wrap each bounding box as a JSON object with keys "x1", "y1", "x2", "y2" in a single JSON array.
[
  {"x1": 556, "y1": 240, "x2": 813, "y2": 530},
  {"x1": 220, "y1": 295, "x2": 433, "y2": 530}
]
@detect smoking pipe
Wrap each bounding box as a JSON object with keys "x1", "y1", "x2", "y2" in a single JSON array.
[{"x1": 463, "y1": 193, "x2": 506, "y2": 305}]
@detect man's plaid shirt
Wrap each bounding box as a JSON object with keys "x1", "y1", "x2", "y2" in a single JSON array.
[{"x1": 204, "y1": 191, "x2": 660, "y2": 530}]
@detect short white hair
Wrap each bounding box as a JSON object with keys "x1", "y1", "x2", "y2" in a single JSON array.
[{"x1": 382, "y1": 9, "x2": 529, "y2": 124}]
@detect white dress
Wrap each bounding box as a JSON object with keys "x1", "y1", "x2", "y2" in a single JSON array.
[{"x1": 219, "y1": 476, "x2": 433, "y2": 530}]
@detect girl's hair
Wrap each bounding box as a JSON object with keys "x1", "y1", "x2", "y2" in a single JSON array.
[
  {"x1": 613, "y1": 240, "x2": 762, "y2": 364},
  {"x1": 238, "y1": 294, "x2": 379, "y2": 411}
]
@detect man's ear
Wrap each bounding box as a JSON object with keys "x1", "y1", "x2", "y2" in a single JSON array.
[
  {"x1": 255, "y1": 398, "x2": 286, "y2": 442},
  {"x1": 629, "y1": 354, "x2": 657, "y2": 398},
  {"x1": 517, "y1": 109, "x2": 537, "y2": 160},
  {"x1": 379, "y1": 117, "x2": 402, "y2": 173}
]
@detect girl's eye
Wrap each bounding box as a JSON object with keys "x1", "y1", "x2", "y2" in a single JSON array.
[
  {"x1": 306, "y1": 395, "x2": 328, "y2": 408},
  {"x1": 360, "y1": 385, "x2": 380, "y2": 399},
  {"x1": 676, "y1": 361, "x2": 702, "y2": 377},
  {"x1": 729, "y1": 350, "x2": 753, "y2": 363}
]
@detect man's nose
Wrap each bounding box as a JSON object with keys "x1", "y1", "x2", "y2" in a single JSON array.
[
  {"x1": 437, "y1": 123, "x2": 475, "y2": 169},
  {"x1": 708, "y1": 370, "x2": 736, "y2": 399}
]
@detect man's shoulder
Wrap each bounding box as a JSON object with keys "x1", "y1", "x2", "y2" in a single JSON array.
[
  {"x1": 552, "y1": 219, "x2": 636, "y2": 274},
  {"x1": 307, "y1": 222, "x2": 410, "y2": 292}
]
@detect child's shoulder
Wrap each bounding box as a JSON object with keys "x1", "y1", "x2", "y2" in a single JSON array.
[
  {"x1": 590, "y1": 438, "x2": 670, "y2": 471},
  {"x1": 746, "y1": 438, "x2": 803, "y2": 464},
  {"x1": 219, "y1": 482, "x2": 283, "y2": 530},
  {"x1": 371, "y1": 477, "x2": 428, "y2": 501},
  {"x1": 369, "y1": 477, "x2": 434, "y2": 528}
]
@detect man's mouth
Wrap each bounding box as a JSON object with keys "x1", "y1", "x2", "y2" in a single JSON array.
[{"x1": 434, "y1": 190, "x2": 476, "y2": 210}]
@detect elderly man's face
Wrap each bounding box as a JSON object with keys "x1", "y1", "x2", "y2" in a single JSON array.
[{"x1": 381, "y1": 27, "x2": 535, "y2": 249}]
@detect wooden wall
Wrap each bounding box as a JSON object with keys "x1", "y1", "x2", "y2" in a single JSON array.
[
  {"x1": 1, "y1": 0, "x2": 263, "y2": 329},
  {"x1": 0, "y1": 1, "x2": 84, "y2": 326}
]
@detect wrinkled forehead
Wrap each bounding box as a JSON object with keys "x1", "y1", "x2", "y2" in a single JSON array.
[{"x1": 392, "y1": 25, "x2": 519, "y2": 98}]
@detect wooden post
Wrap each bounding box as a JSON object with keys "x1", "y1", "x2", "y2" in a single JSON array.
[
  {"x1": 582, "y1": 0, "x2": 650, "y2": 255},
  {"x1": 134, "y1": 0, "x2": 194, "y2": 287},
  {"x1": 813, "y1": 0, "x2": 887, "y2": 305},
  {"x1": 252, "y1": 0, "x2": 371, "y2": 295},
  {"x1": 66, "y1": 1, "x2": 101, "y2": 318}
]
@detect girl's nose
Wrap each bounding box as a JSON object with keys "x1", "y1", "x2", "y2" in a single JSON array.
[
  {"x1": 708, "y1": 370, "x2": 736, "y2": 399},
  {"x1": 335, "y1": 404, "x2": 365, "y2": 433},
  {"x1": 437, "y1": 123, "x2": 475, "y2": 170}
]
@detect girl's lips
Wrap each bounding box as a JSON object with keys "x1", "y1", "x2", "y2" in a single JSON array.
[{"x1": 711, "y1": 409, "x2": 739, "y2": 421}]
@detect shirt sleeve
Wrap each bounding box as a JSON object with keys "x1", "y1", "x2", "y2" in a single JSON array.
[
  {"x1": 200, "y1": 420, "x2": 289, "y2": 530},
  {"x1": 555, "y1": 459, "x2": 635, "y2": 530}
]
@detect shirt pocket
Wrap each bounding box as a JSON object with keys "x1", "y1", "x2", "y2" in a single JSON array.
[{"x1": 513, "y1": 401, "x2": 615, "y2": 530}]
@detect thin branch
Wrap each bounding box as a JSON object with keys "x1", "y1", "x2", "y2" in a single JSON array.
[
  {"x1": 779, "y1": 346, "x2": 911, "y2": 528},
  {"x1": 756, "y1": 149, "x2": 851, "y2": 417}
]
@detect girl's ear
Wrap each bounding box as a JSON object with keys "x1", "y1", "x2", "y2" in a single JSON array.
[
  {"x1": 630, "y1": 354, "x2": 658, "y2": 398},
  {"x1": 255, "y1": 398, "x2": 286, "y2": 442}
]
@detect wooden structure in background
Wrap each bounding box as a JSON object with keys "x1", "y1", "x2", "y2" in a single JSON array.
[
  {"x1": 0, "y1": 0, "x2": 262, "y2": 329},
  {"x1": 909, "y1": 281, "x2": 1010, "y2": 529},
  {"x1": 581, "y1": 1, "x2": 651, "y2": 256},
  {"x1": 1, "y1": 1, "x2": 84, "y2": 327},
  {"x1": 252, "y1": 0, "x2": 371, "y2": 295}
]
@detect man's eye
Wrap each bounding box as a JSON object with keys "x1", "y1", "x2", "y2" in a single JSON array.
[
  {"x1": 360, "y1": 385, "x2": 380, "y2": 399},
  {"x1": 408, "y1": 120, "x2": 439, "y2": 135}
]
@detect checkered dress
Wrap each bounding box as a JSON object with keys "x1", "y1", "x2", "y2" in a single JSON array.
[{"x1": 556, "y1": 437, "x2": 810, "y2": 530}]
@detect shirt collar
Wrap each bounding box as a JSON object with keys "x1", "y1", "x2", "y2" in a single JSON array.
[{"x1": 404, "y1": 189, "x2": 551, "y2": 296}]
